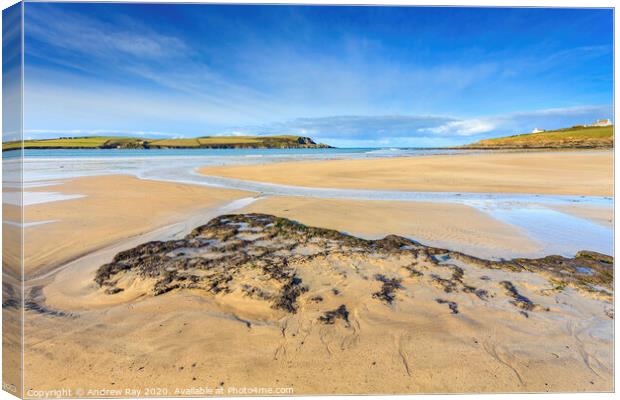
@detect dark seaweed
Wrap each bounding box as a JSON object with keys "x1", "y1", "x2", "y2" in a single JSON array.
[
  {"x1": 372, "y1": 274, "x2": 403, "y2": 304},
  {"x1": 319, "y1": 305, "x2": 350, "y2": 326},
  {"x1": 435, "y1": 298, "x2": 459, "y2": 314}
]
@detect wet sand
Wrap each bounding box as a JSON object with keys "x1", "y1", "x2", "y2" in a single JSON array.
[
  {"x1": 239, "y1": 196, "x2": 542, "y2": 259},
  {"x1": 549, "y1": 205, "x2": 614, "y2": 228},
  {"x1": 21, "y1": 175, "x2": 251, "y2": 277},
  {"x1": 200, "y1": 150, "x2": 613, "y2": 196},
  {"x1": 22, "y1": 171, "x2": 597, "y2": 278},
  {"x1": 22, "y1": 213, "x2": 613, "y2": 394},
  {"x1": 11, "y1": 149, "x2": 614, "y2": 395}
]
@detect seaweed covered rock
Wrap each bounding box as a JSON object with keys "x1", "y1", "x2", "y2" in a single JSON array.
[{"x1": 95, "y1": 213, "x2": 614, "y2": 317}]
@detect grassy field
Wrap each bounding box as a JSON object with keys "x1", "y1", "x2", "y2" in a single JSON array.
[
  {"x1": 3, "y1": 135, "x2": 330, "y2": 151},
  {"x1": 465, "y1": 125, "x2": 613, "y2": 149},
  {"x1": 3, "y1": 137, "x2": 115, "y2": 150},
  {"x1": 2, "y1": 137, "x2": 148, "y2": 150}
]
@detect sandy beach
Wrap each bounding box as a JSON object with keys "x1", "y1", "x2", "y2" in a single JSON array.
[
  {"x1": 25, "y1": 213, "x2": 613, "y2": 394},
  {"x1": 200, "y1": 150, "x2": 613, "y2": 196},
  {"x1": 8, "y1": 150, "x2": 613, "y2": 395},
  {"x1": 239, "y1": 196, "x2": 542, "y2": 259},
  {"x1": 20, "y1": 176, "x2": 251, "y2": 277}
]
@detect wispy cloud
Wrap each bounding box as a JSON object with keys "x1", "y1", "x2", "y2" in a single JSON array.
[
  {"x1": 28, "y1": 5, "x2": 606, "y2": 124},
  {"x1": 424, "y1": 105, "x2": 614, "y2": 137},
  {"x1": 3, "y1": 4, "x2": 23, "y2": 142},
  {"x1": 235, "y1": 115, "x2": 456, "y2": 139},
  {"x1": 24, "y1": 70, "x2": 247, "y2": 134},
  {"x1": 219, "y1": 104, "x2": 613, "y2": 147},
  {"x1": 26, "y1": 6, "x2": 188, "y2": 61},
  {"x1": 421, "y1": 119, "x2": 496, "y2": 136},
  {"x1": 25, "y1": 5, "x2": 278, "y2": 122},
  {"x1": 23, "y1": 102, "x2": 612, "y2": 147},
  {"x1": 22, "y1": 4, "x2": 612, "y2": 147}
]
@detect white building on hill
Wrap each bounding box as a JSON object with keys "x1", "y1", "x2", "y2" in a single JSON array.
[
  {"x1": 591, "y1": 119, "x2": 612, "y2": 127},
  {"x1": 531, "y1": 128, "x2": 544, "y2": 133}
]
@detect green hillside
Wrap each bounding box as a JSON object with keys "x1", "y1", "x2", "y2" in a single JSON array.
[
  {"x1": 464, "y1": 125, "x2": 613, "y2": 149},
  {"x1": 3, "y1": 135, "x2": 332, "y2": 151}
]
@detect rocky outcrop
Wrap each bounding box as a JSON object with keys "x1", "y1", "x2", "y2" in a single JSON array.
[
  {"x1": 296, "y1": 137, "x2": 318, "y2": 146},
  {"x1": 94, "y1": 214, "x2": 613, "y2": 318}
]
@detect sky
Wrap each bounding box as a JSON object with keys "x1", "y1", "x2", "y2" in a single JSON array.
[
  {"x1": 3, "y1": 2, "x2": 22, "y2": 142},
  {"x1": 20, "y1": 3, "x2": 614, "y2": 147}
]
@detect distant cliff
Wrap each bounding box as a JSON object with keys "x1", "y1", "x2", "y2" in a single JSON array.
[
  {"x1": 2, "y1": 135, "x2": 333, "y2": 151},
  {"x1": 463, "y1": 126, "x2": 613, "y2": 149}
]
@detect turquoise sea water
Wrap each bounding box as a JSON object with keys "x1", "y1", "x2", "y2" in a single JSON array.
[{"x1": 21, "y1": 147, "x2": 470, "y2": 159}]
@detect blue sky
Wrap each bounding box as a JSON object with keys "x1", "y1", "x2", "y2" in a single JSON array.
[
  {"x1": 3, "y1": 2, "x2": 22, "y2": 142},
  {"x1": 22, "y1": 4, "x2": 613, "y2": 147}
]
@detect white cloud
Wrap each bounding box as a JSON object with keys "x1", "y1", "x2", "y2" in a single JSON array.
[
  {"x1": 25, "y1": 6, "x2": 281, "y2": 124},
  {"x1": 220, "y1": 104, "x2": 613, "y2": 147},
  {"x1": 22, "y1": 6, "x2": 612, "y2": 148},
  {"x1": 24, "y1": 100, "x2": 612, "y2": 148},
  {"x1": 26, "y1": 6, "x2": 188, "y2": 61},
  {"x1": 421, "y1": 119, "x2": 496, "y2": 136},
  {"x1": 24, "y1": 68, "x2": 264, "y2": 134},
  {"x1": 235, "y1": 115, "x2": 457, "y2": 139},
  {"x1": 419, "y1": 105, "x2": 612, "y2": 138},
  {"x1": 212, "y1": 131, "x2": 249, "y2": 137}
]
